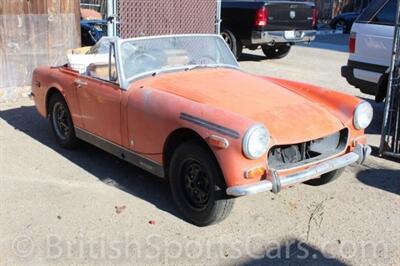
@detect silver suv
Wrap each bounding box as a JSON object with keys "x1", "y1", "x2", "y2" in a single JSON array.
[{"x1": 341, "y1": 0, "x2": 396, "y2": 102}]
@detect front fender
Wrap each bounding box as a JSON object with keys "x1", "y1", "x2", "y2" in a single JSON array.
[{"x1": 126, "y1": 86, "x2": 268, "y2": 187}]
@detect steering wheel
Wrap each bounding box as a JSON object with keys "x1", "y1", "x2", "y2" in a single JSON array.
[{"x1": 124, "y1": 53, "x2": 161, "y2": 77}]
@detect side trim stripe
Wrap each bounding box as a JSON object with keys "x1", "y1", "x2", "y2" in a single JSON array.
[
  {"x1": 75, "y1": 128, "x2": 165, "y2": 178},
  {"x1": 180, "y1": 113, "x2": 240, "y2": 139}
]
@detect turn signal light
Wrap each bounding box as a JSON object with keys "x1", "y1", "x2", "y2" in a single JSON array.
[
  {"x1": 207, "y1": 135, "x2": 229, "y2": 149},
  {"x1": 245, "y1": 166, "x2": 266, "y2": 179}
]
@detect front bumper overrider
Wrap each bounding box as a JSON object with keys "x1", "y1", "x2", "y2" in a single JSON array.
[{"x1": 226, "y1": 144, "x2": 371, "y2": 197}]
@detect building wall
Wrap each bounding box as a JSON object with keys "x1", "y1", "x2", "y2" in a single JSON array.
[{"x1": 0, "y1": 0, "x2": 80, "y2": 102}]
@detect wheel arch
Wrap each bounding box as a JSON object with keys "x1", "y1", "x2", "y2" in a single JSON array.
[
  {"x1": 163, "y1": 128, "x2": 227, "y2": 187},
  {"x1": 45, "y1": 87, "x2": 64, "y2": 117}
]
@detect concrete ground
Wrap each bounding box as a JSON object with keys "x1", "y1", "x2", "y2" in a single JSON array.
[{"x1": 0, "y1": 35, "x2": 399, "y2": 265}]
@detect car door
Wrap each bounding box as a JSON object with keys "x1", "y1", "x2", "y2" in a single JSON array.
[{"x1": 75, "y1": 43, "x2": 122, "y2": 145}]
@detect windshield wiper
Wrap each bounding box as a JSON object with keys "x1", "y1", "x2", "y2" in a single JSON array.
[{"x1": 185, "y1": 65, "x2": 217, "y2": 71}]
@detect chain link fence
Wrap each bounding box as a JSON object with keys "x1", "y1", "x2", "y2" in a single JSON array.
[{"x1": 118, "y1": 0, "x2": 217, "y2": 38}]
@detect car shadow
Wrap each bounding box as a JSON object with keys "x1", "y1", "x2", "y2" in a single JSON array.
[
  {"x1": 242, "y1": 239, "x2": 348, "y2": 266},
  {"x1": 238, "y1": 53, "x2": 267, "y2": 62},
  {"x1": 0, "y1": 105, "x2": 185, "y2": 221},
  {"x1": 356, "y1": 169, "x2": 400, "y2": 196}
]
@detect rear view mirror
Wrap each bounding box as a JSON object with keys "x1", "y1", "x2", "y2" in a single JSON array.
[{"x1": 109, "y1": 43, "x2": 118, "y2": 82}]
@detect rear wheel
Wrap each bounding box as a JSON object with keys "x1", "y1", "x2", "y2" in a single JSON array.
[
  {"x1": 169, "y1": 141, "x2": 234, "y2": 226},
  {"x1": 262, "y1": 44, "x2": 291, "y2": 59},
  {"x1": 221, "y1": 27, "x2": 243, "y2": 59},
  {"x1": 49, "y1": 93, "x2": 78, "y2": 149},
  {"x1": 305, "y1": 168, "x2": 345, "y2": 186}
]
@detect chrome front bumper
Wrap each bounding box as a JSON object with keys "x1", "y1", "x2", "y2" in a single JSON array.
[
  {"x1": 251, "y1": 30, "x2": 316, "y2": 45},
  {"x1": 226, "y1": 144, "x2": 371, "y2": 197}
]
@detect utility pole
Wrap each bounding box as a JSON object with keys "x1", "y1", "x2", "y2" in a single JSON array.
[
  {"x1": 107, "y1": 0, "x2": 117, "y2": 37},
  {"x1": 216, "y1": 0, "x2": 222, "y2": 34}
]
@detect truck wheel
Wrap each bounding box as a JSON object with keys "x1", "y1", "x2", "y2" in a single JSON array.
[
  {"x1": 262, "y1": 44, "x2": 291, "y2": 59},
  {"x1": 49, "y1": 93, "x2": 78, "y2": 149},
  {"x1": 305, "y1": 168, "x2": 345, "y2": 186},
  {"x1": 221, "y1": 27, "x2": 242, "y2": 59},
  {"x1": 169, "y1": 141, "x2": 234, "y2": 226}
]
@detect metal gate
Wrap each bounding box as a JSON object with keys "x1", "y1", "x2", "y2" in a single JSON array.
[
  {"x1": 379, "y1": 0, "x2": 400, "y2": 159},
  {"x1": 106, "y1": 0, "x2": 220, "y2": 38}
]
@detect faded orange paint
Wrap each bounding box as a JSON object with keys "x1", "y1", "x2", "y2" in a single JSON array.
[{"x1": 32, "y1": 66, "x2": 366, "y2": 188}]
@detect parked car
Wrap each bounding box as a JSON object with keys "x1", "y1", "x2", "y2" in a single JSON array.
[
  {"x1": 341, "y1": 0, "x2": 396, "y2": 102},
  {"x1": 330, "y1": 12, "x2": 360, "y2": 33},
  {"x1": 31, "y1": 34, "x2": 372, "y2": 226},
  {"x1": 81, "y1": 19, "x2": 108, "y2": 46},
  {"x1": 80, "y1": 8, "x2": 107, "y2": 47},
  {"x1": 220, "y1": 0, "x2": 317, "y2": 59}
]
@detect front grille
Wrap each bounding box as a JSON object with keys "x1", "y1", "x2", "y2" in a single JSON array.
[{"x1": 268, "y1": 129, "x2": 348, "y2": 170}]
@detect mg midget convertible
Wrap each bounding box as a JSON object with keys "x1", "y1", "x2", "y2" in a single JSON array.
[{"x1": 31, "y1": 34, "x2": 372, "y2": 226}]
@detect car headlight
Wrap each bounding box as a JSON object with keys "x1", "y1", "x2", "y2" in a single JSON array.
[
  {"x1": 354, "y1": 101, "x2": 373, "y2": 130},
  {"x1": 242, "y1": 124, "x2": 269, "y2": 159}
]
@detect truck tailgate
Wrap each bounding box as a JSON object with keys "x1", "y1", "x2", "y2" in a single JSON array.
[{"x1": 265, "y1": 1, "x2": 315, "y2": 31}]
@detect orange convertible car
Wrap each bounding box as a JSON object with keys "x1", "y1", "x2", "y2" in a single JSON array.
[{"x1": 32, "y1": 34, "x2": 372, "y2": 226}]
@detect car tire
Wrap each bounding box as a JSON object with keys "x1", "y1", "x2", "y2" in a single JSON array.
[
  {"x1": 304, "y1": 168, "x2": 345, "y2": 186},
  {"x1": 221, "y1": 27, "x2": 243, "y2": 59},
  {"x1": 49, "y1": 93, "x2": 79, "y2": 149},
  {"x1": 169, "y1": 141, "x2": 234, "y2": 226},
  {"x1": 333, "y1": 19, "x2": 349, "y2": 33},
  {"x1": 262, "y1": 44, "x2": 291, "y2": 59}
]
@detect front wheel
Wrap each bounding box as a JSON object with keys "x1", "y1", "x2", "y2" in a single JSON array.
[
  {"x1": 49, "y1": 93, "x2": 79, "y2": 149},
  {"x1": 305, "y1": 168, "x2": 345, "y2": 186},
  {"x1": 262, "y1": 44, "x2": 291, "y2": 59},
  {"x1": 169, "y1": 141, "x2": 234, "y2": 226}
]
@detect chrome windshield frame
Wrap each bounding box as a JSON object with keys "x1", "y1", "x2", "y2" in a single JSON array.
[{"x1": 114, "y1": 34, "x2": 240, "y2": 90}]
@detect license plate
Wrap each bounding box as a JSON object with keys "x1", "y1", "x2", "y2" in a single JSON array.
[{"x1": 284, "y1": 31, "x2": 303, "y2": 40}]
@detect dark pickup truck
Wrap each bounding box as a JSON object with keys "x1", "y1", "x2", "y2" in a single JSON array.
[{"x1": 221, "y1": 0, "x2": 317, "y2": 59}]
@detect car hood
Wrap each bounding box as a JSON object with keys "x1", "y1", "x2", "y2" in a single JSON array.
[{"x1": 137, "y1": 68, "x2": 344, "y2": 144}]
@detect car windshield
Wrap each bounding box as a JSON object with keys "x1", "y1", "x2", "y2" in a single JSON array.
[{"x1": 119, "y1": 35, "x2": 239, "y2": 82}]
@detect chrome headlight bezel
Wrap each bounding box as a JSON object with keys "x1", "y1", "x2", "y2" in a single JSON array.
[
  {"x1": 242, "y1": 124, "x2": 270, "y2": 160},
  {"x1": 353, "y1": 101, "x2": 373, "y2": 130}
]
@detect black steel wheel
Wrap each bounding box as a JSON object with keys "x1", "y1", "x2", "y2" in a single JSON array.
[
  {"x1": 49, "y1": 93, "x2": 78, "y2": 149},
  {"x1": 181, "y1": 160, "x2": 211, "y2": 210},
  {"x1": 169, "y1": 141, "x2": 234, "y2": 226}
]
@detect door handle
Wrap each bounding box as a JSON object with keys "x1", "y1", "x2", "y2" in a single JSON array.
[{"x1": 74, "y1": 79, "x2": 87, "y2": 87}]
